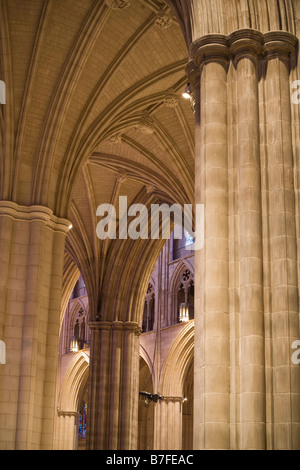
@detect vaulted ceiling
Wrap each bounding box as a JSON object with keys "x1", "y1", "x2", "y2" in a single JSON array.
[{"x1": 0, "y1": 0, "x2": 194, "y2": 315}]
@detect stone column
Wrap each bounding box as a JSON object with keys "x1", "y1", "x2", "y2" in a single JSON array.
[
  {"x1": 189, "y1": 27, "x2": 299, "y2": 450},
  {"x1": 55, "y1": 410, "x2": 81, "y2": 450},
  {"x1": 263, "y1": 32, "x2": 300, "y2": 450},
  {"x1": 87, "y1": 320, "x2": 141, "y2": 450},
  {"x1": 189, "y1": 36, "x2": 230, "y2": 450},
  {"x1": 0, "y1": 201, "x2": 70, "y2": 450},
  {"x1": 154, "y1": 397, "x2": 183, "y2": 450},
  {"x1": 229, "y1": 30, "x2": 266, "y2": 450}
]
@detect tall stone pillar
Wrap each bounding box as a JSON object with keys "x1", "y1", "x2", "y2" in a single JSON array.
[
  {"x1": 0, "y1": 201, "x2": 70, "y2": 450},
  {"x1": 189, "y1": 28, "x2": 299, "y2": 450},
  {"x1": 229, "y1": 30, "x2": 266, "y2": 450},
  {"x1": 189, "y1": 36, "x2": 230, "y2": 450},
  {"x1": 263, "y1": 32, "x2": 300, "y2": 450},
  {"x1": 87, "y1": 320, "x2": 141, "y2": 450}
]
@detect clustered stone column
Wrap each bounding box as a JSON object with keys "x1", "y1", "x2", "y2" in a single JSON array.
[
  {"x1": 55, "y1": 410, "x2": 81, "y2": 450},
  {"x1": 0, "y1": 201, "x2": 70, "y2": 450},
  {"x1": 87, "y1": 320, "x2": 142, "y2": 450},
  {"x1": 188, "y1": 29, "x2": 299, "y2": 450},
  {"x1": 153, "y1": 396, "x2": 183, "y2": 450}
]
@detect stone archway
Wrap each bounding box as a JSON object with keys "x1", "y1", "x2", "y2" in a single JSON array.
[
  {"x1": 54, "y1": 351, "x2": 89, "y2": 450},
  {"x1": 157, "y1": 321, "x2": 194, "y2": 449},
  {"x1": 138, "y1": 356, "x2": 154, "y2": 450}
]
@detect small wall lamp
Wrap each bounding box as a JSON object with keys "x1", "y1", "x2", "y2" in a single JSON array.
[
  {"x1": 70, "y1": 336, "x2": 79, "y2": 353},
  {"x1": 179, "y1": 303, "x2": 189, "y2": 323}
]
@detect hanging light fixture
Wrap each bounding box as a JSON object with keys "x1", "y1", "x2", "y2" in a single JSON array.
[
  {"x1": 70, "y1": 336, "x2": 79, "y2": 353},
  {"x1": 179, "y1": 303, "x2": 189, "y2": 322},
  {"x1": 182, "y1": 82, "x2": 192, "y2": 99}
]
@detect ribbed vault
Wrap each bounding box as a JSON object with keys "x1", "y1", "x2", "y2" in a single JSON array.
[
  {"x1": 0, "y1": 0, "x2": 196, "y2": 326},
  {"x1": 0, "y1": 0, "x2": 193, "y2": 211},
  {"x1": 2, "y1": 0, "x2": 295, "y2": 328}
]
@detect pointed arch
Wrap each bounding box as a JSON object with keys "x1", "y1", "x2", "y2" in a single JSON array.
[
  {"x1": 57, "y1": 351, "x2": 90, "y2": 413},
  {"x1": 160, "y1": 321, "x2": 194, "y2": 397},
  {"x1": 168, "y1": 258, "x2": 194, "y2": 325},
  {"x1": 169, "y1": 257, "x2": 194, "y2": 294},
  {"x1": 60, "y1": 252, "x2": 80, "y2": 327}
]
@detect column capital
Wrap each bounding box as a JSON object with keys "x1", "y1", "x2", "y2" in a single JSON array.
[
  {"x1": 264, "y1": 30, "x2": 298, "y2": 63},
  {"x1": 189, "y1": 34, "x2": 229, "y2": 68},
  {"x1": 88, "y1": 320, "x2": 142, "y2": 336},
  {"x1": 161, "y1": 396, "x2": 184, "y2": 404},
  {"x1": 0, "y1": 200, "x2": 72, "y2": 234},
  {"x1": 57, "y1": 409, "x2": 81, "y2": 418},
  {"x1": 228, "y1": 29, "x2": 264, "y2": 63},
  {"x1": 188, "y1": 29, "x2": 298, "y2": 70}
]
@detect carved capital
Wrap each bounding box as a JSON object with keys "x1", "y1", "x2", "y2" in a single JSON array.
[
  {"x1": 189, "y1": 34, "x2": 229, "y2": 69},
  {"x1": 88, "y1": 320, "x2": 142, "y2": 336},
  {"x1": 228, "y1": 29, "x2": 264, "y2": 64},
  {"x1": 57, "y1": 409, "x2": 81, "y2": 418},
  {"x1": 0, "y1": 201, "x2": 71, "y2": 234},
  {"x1": 264, "y1": 31, "x2": 298, "y2": 63},
  {"x1": 189, "y1": 29, "x2": 298, "y2": 71}
]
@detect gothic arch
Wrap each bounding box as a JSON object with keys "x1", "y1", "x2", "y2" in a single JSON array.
[
  {"x1": 96, "y1": 189, "x2": 176, "y2": 325},
  {"x1": 139, "y1": 344, "x2": 154, "y2": 380},
  {"x1": 57, "y1": 351, "x2": 90, "y2": 413},
  {"x1": 160, "y1": 321, "x2": 194, "y2": 397},
  {"x1": 169, "y1": 258, "x2": 194, "y2": 294},
  {"x1": 168, "y1": 258, "x2": 194, "y2": 324},
  {"x1": 60, "y1": 253, "x2": 80, "y2": 327},
  {"x1": 60, "y1": 297, "x2": 89, "y2": 356},
  {"x1": 138, "y1": 355, "x2": 154, "y2": 450},
  {"x1": 54, "y1": 351, "x2": 90, "y2": 450}
]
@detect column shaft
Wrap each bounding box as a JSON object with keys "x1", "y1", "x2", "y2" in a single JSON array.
[
  {"x1": 155, "y1": 397, "x2": 183, "y2": 450},
  {"x1": 231, "y1": 34, "x2": 266, "y2": 449},
  {"x1": 0, "y1": 202, "x2": 70, "y2": 450},
  {"x1": 190, "y1": 39, "x2": 230, "y2": 449},
  {"x1": 264, "y1": 33, "x2": 300, "y2": 449},
  {"x1": 87, "y1": 321, "x2": 141, "y2": 450}
]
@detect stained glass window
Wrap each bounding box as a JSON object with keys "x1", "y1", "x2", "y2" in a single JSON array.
[
  {"x1": 78, "y1": 402, "x2": 87, "y2": 439},
  {"x1": 184, "y1": 230, "x2": 194, "y2": 247}
]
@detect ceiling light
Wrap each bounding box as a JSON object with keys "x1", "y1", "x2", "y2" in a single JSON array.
[{"x1": 182, "y1": 82, "x2": 192, "y2": 99}]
